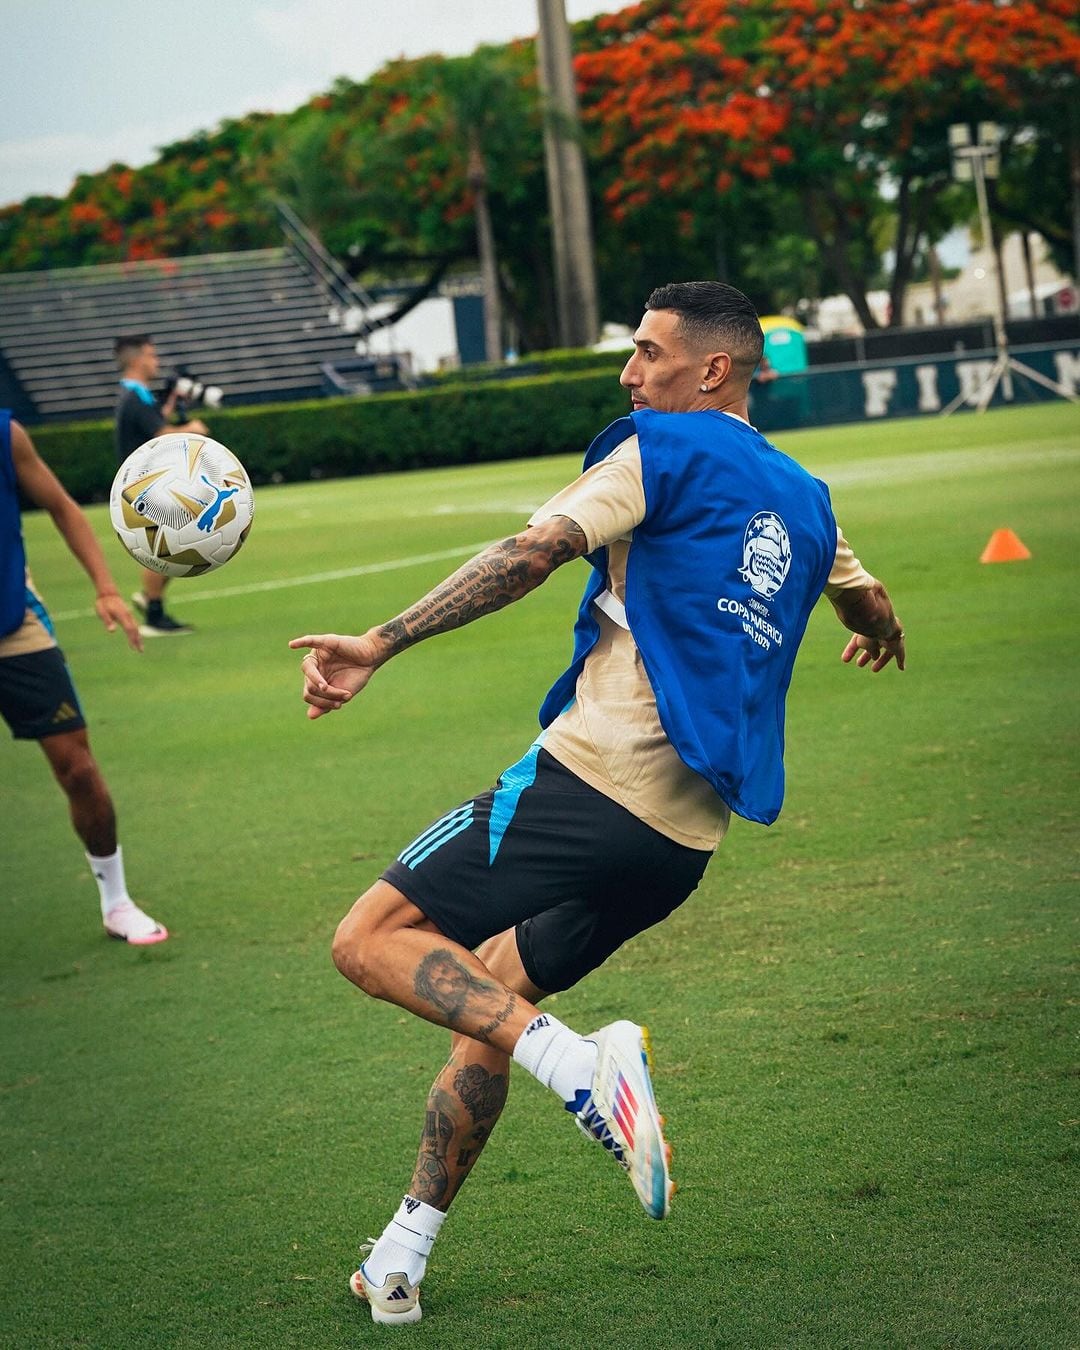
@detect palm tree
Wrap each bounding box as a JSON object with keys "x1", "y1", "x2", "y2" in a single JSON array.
[{"x1": 436, "y1": 51, "x2": 534, "y2": 362}]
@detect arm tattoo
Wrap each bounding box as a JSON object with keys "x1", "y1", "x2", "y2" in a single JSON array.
[
  {"x1": 377, "y1": 517, "x2": 587, "y2": 657},
  {"x1": 413, "y1": 948, "x2": 519, "y2": 1044}
]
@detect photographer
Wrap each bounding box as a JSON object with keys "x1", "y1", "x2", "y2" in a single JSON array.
[{"x1": 113, "y1": 334, "x2": 213, "y2": 636}]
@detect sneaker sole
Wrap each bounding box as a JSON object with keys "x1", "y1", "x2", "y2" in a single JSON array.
[
  {"x1": 349, "y1": 1268, "x2": 422, "y2": 1325},
  {"x1": 638, "y1": 1025, "x2": 675, "y2": 1219},
  {"x1": 105, "y1": 925, "x2": 169, "y2": 945},
  {"x1": 138, "y1": 624, "x2": 193, "y2": 637}
]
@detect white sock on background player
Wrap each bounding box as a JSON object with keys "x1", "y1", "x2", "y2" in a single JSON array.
[{"x1": 86, "y1": 846, "x2": 131, "y2": 917}]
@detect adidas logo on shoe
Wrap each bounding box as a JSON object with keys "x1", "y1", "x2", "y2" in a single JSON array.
[{"x1": 350, "y1": 1242, "x2": 422, "y2": 1325}]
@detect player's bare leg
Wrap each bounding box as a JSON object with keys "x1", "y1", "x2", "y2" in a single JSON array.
[
  {"x1": 407, "y1": 930, "x2": 540, "y2": 1210},
  {"x1": 141, "y1": 569, "x2": 167, "y2": 605},
  {"x1": 39, "y1": 728, "x2": 167, "y2": 944},
  {"x1": 337, "y1": 884, "x2": 672, "y2": 1323},
  {"x1": 332, "y1": 881, "x2": 542, "y2": 1050},
  {"x1": 39, "y1": 727, "x2": 117, "y2": 856},
  {"x1": 133, "y1": 569, "x2": 191, "y2": 636}
]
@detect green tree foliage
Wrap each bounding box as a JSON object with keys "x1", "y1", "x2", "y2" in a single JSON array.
[
  {"x1": 0, "y1": 114, "x2": 282, "y2": 271},
  {"x1": 0, "y1": 2, "x2": 1076, "y2": 337}
]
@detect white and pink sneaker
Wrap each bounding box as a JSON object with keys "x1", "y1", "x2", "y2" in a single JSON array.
[{"x1": 104, "y1": 901, "x2": 169, "y2": 945}]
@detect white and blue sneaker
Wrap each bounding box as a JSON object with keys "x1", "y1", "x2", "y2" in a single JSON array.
[
  {"x1": 349, "y1": 1241, "x2": 422, "y2": 1325},
  {"x1": 584, "y1": 1021, "x2": 673, "y2": 1219}
]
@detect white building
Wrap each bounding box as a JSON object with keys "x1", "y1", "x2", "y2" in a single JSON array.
[{"x1": 902, "y1": 230, "x2": 1076, "y2": 328}]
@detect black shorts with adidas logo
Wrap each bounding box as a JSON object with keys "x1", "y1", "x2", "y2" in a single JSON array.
[
  {"x1": 381, "y1": 746, "x2": 712, "y2": 994},
  {"x1": 0, "y1": 646, "x2": 86, "y2": 739}
]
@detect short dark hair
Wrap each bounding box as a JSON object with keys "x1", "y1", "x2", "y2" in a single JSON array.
[
  {"x1": 645, "y1": 281, "x2": 763, "y2": 375},
  {"x1": 114, "y1": 333, "x2": 153, "y2": 369}
]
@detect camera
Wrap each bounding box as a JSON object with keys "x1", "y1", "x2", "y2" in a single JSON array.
[{"x1": 165, "y1": 367, "x2": 224, "y2": 411}]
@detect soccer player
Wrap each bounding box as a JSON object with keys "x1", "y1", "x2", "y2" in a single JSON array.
[
  {"x1": 0, "y1": 413, "x2": 167, "y2": 944},
  {"x1": 291, "y1": 282, "x2": 905, "y2": 1325},
  {"x1": 113, "y1": 334, "x2": 208, "y2": 636}
]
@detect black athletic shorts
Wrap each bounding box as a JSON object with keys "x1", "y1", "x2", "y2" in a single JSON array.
[
  {"x1": 381, "y1": 746, "x2": 712, "y2": 993},
  {"x1": 0, "y1": 646, "x2": 86, "y2": 739}
]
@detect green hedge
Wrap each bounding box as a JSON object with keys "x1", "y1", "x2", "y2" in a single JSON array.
[
  {"x1": 429, "y1": 346, "x2": 630, "y2": 386},
  {"x1": 28, "y1": 368, "x2": 631, "y2": 503}
]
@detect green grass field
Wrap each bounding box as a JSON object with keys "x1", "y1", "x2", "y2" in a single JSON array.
[{"x1": 2, "y1": 403, "x2": 1078, "y2": 1348}]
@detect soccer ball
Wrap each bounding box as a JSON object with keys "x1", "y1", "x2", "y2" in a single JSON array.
[{"x1": 110, "y1": 433, "x2": 254, "y2": 577}]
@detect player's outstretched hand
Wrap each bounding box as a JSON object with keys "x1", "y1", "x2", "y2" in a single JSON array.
[
  {"x1": 96, "y1": 592, "x2": 143, "y2": 652},
  {"x1": 289, "y1": 632, "x2": 386, "y2": 719},
  {"x1": 841, "y1": 630, "x2": 905, "y2": 673}
]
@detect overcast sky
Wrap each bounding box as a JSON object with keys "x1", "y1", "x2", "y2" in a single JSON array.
[{"x1": 0, "y1": 0, "x2": 628, "y2": 208}]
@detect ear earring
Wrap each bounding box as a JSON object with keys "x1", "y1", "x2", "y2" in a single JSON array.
[{"x1": 700, "y1": 384, "x2": 709, "y2": 393}]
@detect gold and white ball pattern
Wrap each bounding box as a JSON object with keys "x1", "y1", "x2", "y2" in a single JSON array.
[{"x1": 110, "y1": 433, "x2": 254, "y2": 577}]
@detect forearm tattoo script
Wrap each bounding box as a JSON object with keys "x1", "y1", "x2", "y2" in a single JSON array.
[{"x1": 378, "y1": 519, "x2": 586, "y2": 656}]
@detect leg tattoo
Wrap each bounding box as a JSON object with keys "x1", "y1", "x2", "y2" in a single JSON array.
[
  {"x1": 412, "y1": 1094, "x2": 455, "y2": 1208},
  {"x1": 454, "y1": 1062, "x2": 507, "y2": 1121},
  {"x1": 409, "y1": 1051, "x2": 510, "y2": 1210},
  {"x1": 413, "y1": 948, "x2": 518, "y2": 1042}
]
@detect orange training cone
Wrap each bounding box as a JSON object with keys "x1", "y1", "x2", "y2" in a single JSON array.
[{"x1": 980, "y1": 528, "x2": 1032, "y2": 564}]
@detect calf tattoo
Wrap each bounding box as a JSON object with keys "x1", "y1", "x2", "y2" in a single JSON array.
[
  {"x1": 413, "y1": 949, "x2": 518, "y2": 1043},
  {"x1": 454, "y1": 1062, "x2": 509, "y2": 1123},
  {"x1": 413, "y1": 1093, "x2": 456, "y2": 1207},
  {"x1": 410, "y1": 1063, "x2": 510, "y2": 1206}
]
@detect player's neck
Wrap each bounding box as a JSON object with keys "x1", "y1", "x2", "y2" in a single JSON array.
[{"x1": 712, "y1": 392, "x2": 751, "y2": 424}]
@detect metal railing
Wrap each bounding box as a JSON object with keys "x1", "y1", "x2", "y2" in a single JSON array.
[{"x1": 274, "y1": 199, "x2": 377, "y2": 322}]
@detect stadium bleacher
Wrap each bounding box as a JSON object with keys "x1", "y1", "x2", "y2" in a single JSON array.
[{"x1": 0, "y1": 246, "x2": 399, "y2": 422}]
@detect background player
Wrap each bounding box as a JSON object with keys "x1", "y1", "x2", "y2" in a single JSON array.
[
  {"x1": 113, "y1": 333, "x2": 208, "y2": 636},
  {"x1": 1, "y1": 412, "x2": 167, "y2": 944}
]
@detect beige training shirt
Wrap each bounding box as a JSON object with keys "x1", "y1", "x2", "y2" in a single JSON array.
[{"x1": 0, "y1": 573, "x2": 59, "y2": 658}]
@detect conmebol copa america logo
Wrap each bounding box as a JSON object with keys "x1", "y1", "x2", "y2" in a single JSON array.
[{"x1": 737, "y1": 512, "x2": 792, "y2": 599}]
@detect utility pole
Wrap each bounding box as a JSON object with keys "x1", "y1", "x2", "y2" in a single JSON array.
[
  {"x1": 1070, "y1": 125, "x2": 1080, "y2": 294},
  {"x1": 536, "y1": 0, "x2": 599, "y2": 349}
]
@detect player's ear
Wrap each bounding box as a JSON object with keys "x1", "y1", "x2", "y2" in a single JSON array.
[{"x1": 705, "y1": 352, "x2": 732, "y2": 386}]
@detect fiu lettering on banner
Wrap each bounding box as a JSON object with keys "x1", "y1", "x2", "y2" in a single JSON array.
[
  {"x1": 751, "y1": 342, "x2": 1078, "y2": 433},
  {"x1": 858, "y1": 344, "x2": 1080, "y2": 419}
]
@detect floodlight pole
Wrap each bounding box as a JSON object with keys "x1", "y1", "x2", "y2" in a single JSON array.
[
  {"x1": 943, "y1": 126, "x2": 1076, "y2": 415},
  {"x1": 969, "y1": 148, "x2": 1013, "y2": 402}
]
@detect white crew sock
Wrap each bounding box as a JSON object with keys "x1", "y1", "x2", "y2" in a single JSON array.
[
  {"x1": 364, "y1": 1196, "x2": 446, "y2": 1288},
  {"x1": 86, "y1": 847, "x2": 130, "y2": 917},
  {"x1": 512, "y1": 1013, "x2": 598, "y2": 1105}
]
